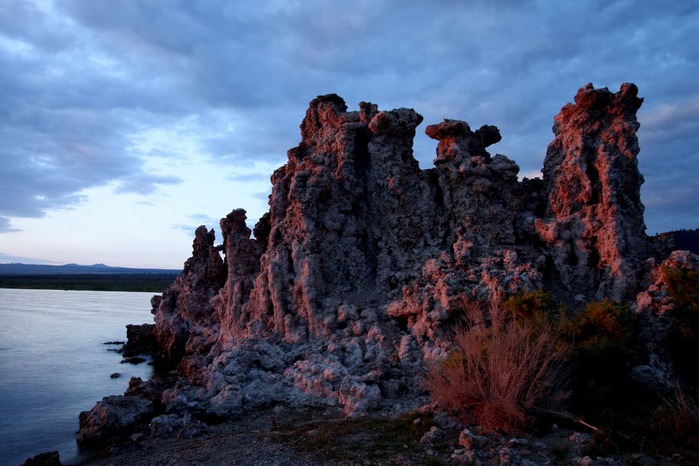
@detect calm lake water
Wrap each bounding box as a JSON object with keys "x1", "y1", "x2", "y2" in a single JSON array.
[{"x1": 0, "y1": 289, "x2": 155, "y2": 466}]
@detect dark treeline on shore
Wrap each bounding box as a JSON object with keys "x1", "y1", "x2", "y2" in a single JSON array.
[{"x1": 0, "y1": 273, "x2": 178, "y2": 292}]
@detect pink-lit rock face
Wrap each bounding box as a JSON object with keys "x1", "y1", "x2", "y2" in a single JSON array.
[
  {"x1": 536, "y1": 83, "x2": 647, "y2": 303},
  {"x1": 636, "y1": 250, "x2": 699, "y2": 316},
  {"x1": 143, "y1": 84, "x2": 695, "y2": 418},
  {"x1": 632, "y1": 250, "x2": 699, "y2": 390}
]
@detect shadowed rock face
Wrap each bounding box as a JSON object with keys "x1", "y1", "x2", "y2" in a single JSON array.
[
  {"x1": 153, "y1": 226, "x2": 226, "y2": 365},
  {"x1": 138, "y1": 83, "x2": 695, "y2": 418},
  {"x1": 77, "y1": 395, "x2": 154, "y2": 444}
]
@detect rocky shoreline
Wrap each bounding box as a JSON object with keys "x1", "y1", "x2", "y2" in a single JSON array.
[
  {"x1": 22, "y1": 83, "x2": 699, "y2": 465},
  {"x1": 25, "y1": 404, "x2": 688, "y2": 465}
]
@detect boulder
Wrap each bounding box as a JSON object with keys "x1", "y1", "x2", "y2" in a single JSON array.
[
  {"x1": 77, "y1": 395, "x2": 154, "y2": 444},
  {"x1": 20, "y1": 451, "x2": 62, "y2": 466},
  {"x1": 120, "y1": 323, "x2": 157, "y2": 357}
]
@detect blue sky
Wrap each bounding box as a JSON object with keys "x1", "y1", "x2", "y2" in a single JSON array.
[{"x1": 1, "y1": 0, "x2": 698, "y2": 268}]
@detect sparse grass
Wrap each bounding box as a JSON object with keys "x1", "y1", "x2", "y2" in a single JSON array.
[
  {"x1": 644, "y1": 388, "x2": 699, "y2": 454},
  {"x1": 425, "y1": 298, "x2": 571, "y2": 434},
  {"x1": 284, "y1": 411, "x2": 446, "y2": 465}
]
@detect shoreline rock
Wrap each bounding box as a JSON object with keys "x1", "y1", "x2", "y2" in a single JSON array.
[
  {"x1": 20, "y1": 451, "x2": 62, "y2": 466},
  {"x1": 70, "y1": 405, "x2": 682, "y2": 466},
  {"x1": 120, "y1": 323, "x2": 157, "y2": 358},
  {"x1": 77, "y1": 395, "x2": 155, "y2": 445}
]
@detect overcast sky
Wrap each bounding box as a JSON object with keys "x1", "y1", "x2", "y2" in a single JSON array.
[{"x1": 0, "y1": 0, "x2": 697, "y2": 269}]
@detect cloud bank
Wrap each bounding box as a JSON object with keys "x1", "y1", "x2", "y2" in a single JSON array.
[{"x1": 1, "y1": 0, "x2": 697, "y2": 265}]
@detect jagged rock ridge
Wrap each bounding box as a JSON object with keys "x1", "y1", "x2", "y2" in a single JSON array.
[
  {"x1": 79, "y1": 84, "x2": 698, "y2": 439},
  {"x1": 154, "y1": 83, "x2": 649, "y2": 414}
]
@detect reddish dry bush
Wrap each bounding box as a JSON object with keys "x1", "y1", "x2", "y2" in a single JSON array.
[
  {"x1": 645, "y1": 388, "x2": 699, "y2": 452},
  {"x1": 425, "y1": 303, "x2": 570, "y2": 434}
]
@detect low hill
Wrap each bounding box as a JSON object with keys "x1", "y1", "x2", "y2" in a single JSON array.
[
  {"x1": 0, "y1": 263, "x2": 180, "y2": 275},
  {"x1": 667, "y1": 228, "x2": 699, "y2": 254},
  {"x1": 0, "y1": 263, "x2": 181, "y2": 292}
]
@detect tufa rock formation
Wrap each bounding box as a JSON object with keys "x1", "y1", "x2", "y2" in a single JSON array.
[
  {"x1": 535, "y1": 83, "x2": 647, "y2": 303},
  {"x1": 79, "y1": 83, "x2": 698, "y2": 440}
]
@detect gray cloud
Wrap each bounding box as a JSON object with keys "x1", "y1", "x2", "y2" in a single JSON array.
[
  {"x1": 0, "y1": 218, "x2": 19, "y2": 234},
  {"x1": 0, "y1": 251, "x2": 60, "y2": 264},
  {"x1": 1, "y1": 0, "x2": 698, "y2": 236},
  {"x1": 638, "y1": 96, "x2": 699, "y2": 233},
  {"x1": 114, "y1": 173, "x2": 183, "y2": 195}
]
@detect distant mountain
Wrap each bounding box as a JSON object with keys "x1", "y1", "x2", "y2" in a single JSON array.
[
  {"x1": 0, "y1": 263, "x2": 181, "y2": 276},
  {"x1": 669, "y1": 228, "x2": 699, "y2": 254},
  {"x1": 656, "y1": 228, "x2": 699, "y2": 254}
]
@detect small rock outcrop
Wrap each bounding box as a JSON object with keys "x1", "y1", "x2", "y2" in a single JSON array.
[
  {"x1": 120, "y1": 323, "x2": 157, "y2": 357},
  {"x1": 77, "y1": 395, "x2": 154, "y2": 444},
  {"x1": 636, "y1": 250, "x2": 699, "y2": 316},
  {"x1": 101, "y1": 84, "x2": 697, "y2": 433},
  {"x1": 633, "y1": 250, "x2": 699, "y2": 389},
  {"x1": 20, "y1": 451, "x2": 63, "y2": 466}
]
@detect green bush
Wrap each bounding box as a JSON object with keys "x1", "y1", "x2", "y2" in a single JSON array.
[
  {"x1": 664, "y1": 267, "x2": 699, "y2": 314},
  {"x1": 663, "y1": 267, "x2": 699, "y2": 386},
  {"x1": 566, "y1": 300, "x2": 637, "y2": 414},
  {"x1": 501, "y1": 290, "x2": 552, "y2": 319}
]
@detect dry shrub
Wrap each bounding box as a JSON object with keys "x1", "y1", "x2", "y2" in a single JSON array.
[
  {"x1": 646, "y1": 388, "x2": 699, "y2": 453},
  {"x1": 425, "y1": 300, "x2": 570, "y2": 434},
  {"x1": 658, "y1": 389, "x2": 699, "y2": 435}
]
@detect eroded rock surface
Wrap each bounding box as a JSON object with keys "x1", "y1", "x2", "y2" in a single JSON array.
[
  {"x1": 152, "y1": 225, "x2": 226, "y2": 366},
  {"x1": 536, "y1": 83, "x2": 647, "y2": 303},
  {"x1": 121, "y1": 323, "x2": 157, "y2": 357},
  {"x1": 21, "y1": 451, "x2": 63, "y2": 466},
  {"x1": 632, "y1": 250, "x2": 699, "y2": 390},
  {"x1": 89, "y1": 84, "x2": 698, "y2": 436},
  {"x1": 77, "y1": 395, "x2": 154, "y2": 444}
]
